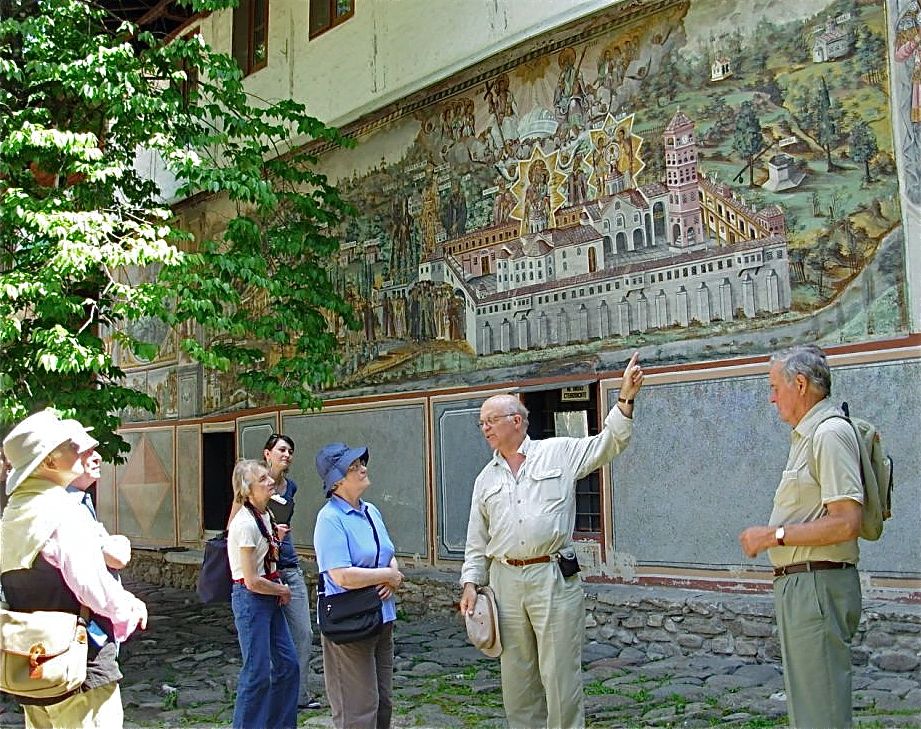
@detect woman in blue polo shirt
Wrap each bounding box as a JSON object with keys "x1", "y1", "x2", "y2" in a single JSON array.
[{"x1": 314, "y1": 443, "x2": 404, "y2": 729}]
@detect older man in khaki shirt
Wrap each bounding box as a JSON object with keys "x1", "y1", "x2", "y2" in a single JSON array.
[
  {"x1": 460, "y1": 353, "x2": 644, "y2": 729},
  {"x1": 740, "y1": 345, "x2": 863, "y2": 729}
]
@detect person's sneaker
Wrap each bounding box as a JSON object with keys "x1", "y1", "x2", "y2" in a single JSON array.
[{"x1": 299, "y1": 697, "x2": 322, "y2": 710}]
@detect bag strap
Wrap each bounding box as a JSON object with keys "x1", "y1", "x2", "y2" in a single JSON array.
[
  {"x1": 814, "y1": 412, "x2": 865, "y2": 488},
  {"x1": 243, "y1": 502, "x2": 279, "y2": 577},
  {"x1": 319, "y1": 502, "x2": 382, "y2": 597},
  {"x1": 364, "y1": 505, "x2": 382, "y2": 568}
]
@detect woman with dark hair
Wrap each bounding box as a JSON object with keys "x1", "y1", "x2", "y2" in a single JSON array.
[
  {"x1": 313, "y1": 443, "x2": 404, "y2": 729},
  {"x1": 261, "y1": 433, "x2": 321, "y2": 710},
  {"x1": 228, "y1": 458, "x2": 298, "y2": 729}
]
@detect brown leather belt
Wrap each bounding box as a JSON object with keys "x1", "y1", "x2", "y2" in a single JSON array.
[
  {"x1": 503, "y1": 555, "x2": 554, "y2": 567},
  {"x1": 773, "y1": 561, "x2": 854, "y2": 578}
]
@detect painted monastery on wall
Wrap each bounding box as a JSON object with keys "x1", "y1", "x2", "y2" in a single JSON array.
[
  {"x1": 414, "y1": 109, "x2": 790, "y2": 357},
  {"x1": 319, "y1": 0, "x2": 903, "y2": 391}
]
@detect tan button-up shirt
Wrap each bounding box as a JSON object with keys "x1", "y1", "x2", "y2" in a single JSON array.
[
  {"x1": 768, "y1": 399, "x2": 863, "y2": 568},
  {"x1": 460, "y1": 405, "x2": 633, "y2": 586}
]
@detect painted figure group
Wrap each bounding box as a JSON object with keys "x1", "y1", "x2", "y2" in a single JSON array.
[{"x1": 0, "y1": 343, "x2": 867, "y2": 729}]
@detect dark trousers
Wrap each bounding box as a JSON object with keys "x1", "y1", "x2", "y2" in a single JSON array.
[{"x1": 321, "y1": 622, "x2": 394, "y2": 729}]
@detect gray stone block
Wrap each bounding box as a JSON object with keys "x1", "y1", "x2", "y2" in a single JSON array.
[{"x1": 872, "y1": 651, "x2": 921, "y2": 672}]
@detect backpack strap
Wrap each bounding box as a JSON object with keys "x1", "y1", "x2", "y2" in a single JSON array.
[{"x1": 813, "y1": 412, "x2": 866, "y2": 489}]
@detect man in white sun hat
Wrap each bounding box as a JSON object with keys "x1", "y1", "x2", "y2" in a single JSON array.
[
  {"x1": 63, "y1": 419, "x2": 132, "y2": 571},
  {"x1": 0, "y1": 409, "x2": 147, "y2": 728}
]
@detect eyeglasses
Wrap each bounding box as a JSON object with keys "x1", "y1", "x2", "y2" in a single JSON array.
[
  {"x1": 477, "y1": 413, "x2": 516, "y2": 428},
  {"x1": 346, "y1": 459, "x2": 367, "y2": 473}
]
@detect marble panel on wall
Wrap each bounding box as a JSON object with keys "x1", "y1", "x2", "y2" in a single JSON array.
[
  {"x1": 281, "y1": 405, "x2": 428, "y2": 557},
  {"x1": 116, "y1": 428, "x2": 176, "y2": 545},
  {"x1": 432, "y1": 397, "x2": 494, "y2": 559},
  {"x1": 828, "y1": 357, "x2": 921, "y2": 575},
  {"x1": 610, "y1": 372, "x2": 783, "y2": 570},
  {"x1": 610, "y1": 356, "x2": 921, "y2": 577},
  {"x1": 176, "y1": 424, "x2": 202, "y2": 543},
  {"x1": 238, "y1": 417, "x2": 277, "y2": 461}
]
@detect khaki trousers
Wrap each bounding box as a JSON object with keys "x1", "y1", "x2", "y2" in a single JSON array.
[
  {"x1": 490, "y1": 560, "x2": 585, "y2": 729},
  {"x1": 322, "y1": 622, "x2": 394, "y2": 729},
  {"x1": 774, "y1": 567, "x2": 861, "y2": 729},
  {"x1": 24, "y1": 682, "x2": 122, "y2": 729}
]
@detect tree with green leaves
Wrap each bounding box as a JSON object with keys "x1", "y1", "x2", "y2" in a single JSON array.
[
  {"x1": 0, "y1": 0, "x2": 355, "y2": 458},
  {"x1": 848, "y1": 119, "x2": 879, "y2": 182},
  {"x1": 732, "y1": 100, "x2": 764, "y2": 187}
]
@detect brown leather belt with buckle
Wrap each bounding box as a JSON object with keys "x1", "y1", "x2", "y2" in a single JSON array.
[
  {"x1": 773, "y1": 561, "x2": 854, "y2": 578},
  {"x1": 504, "y1": 555, "x2": 554, "y2": 567}
]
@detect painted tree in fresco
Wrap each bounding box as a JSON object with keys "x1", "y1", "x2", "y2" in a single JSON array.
[
  {"x1": 801, "y1": 77, "x2": 845, "y2": 172},
  {"x1": 820, "y1": 78, "x2": 846, "y2": 171},
  {"x1": 732, "y1": 101, "x2": 764, "y2": 187},
  {"x1": 0, "y1": 0, "x2": 355, "y2": 455},
  {"x1": 645, "y1": 49, "x2": 680, "y2": 106},
  {"x1": 807, "y1": 234, "x2": 839, "y2": 297},
  {"x1": 849, "y1": 119, "x2": 879, "y2": 181},
  {"x1": 855, "y1": 24, "x2": 886, "y2": 82}
]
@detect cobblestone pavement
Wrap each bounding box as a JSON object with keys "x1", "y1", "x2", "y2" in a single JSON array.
[{"x1": 1, "y1": 580, "x2": 919, "y2": 728}]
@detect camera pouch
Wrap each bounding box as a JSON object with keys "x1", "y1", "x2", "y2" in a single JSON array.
[{"x1": 557, "y1": 551, "x2": 581, "y2": 578}]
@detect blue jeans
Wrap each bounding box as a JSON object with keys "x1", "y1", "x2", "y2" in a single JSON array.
[
  {"x1": 231, "y1": 584, "x2": 299, "y2": 729},
  {"x1": 280, "y1": 566, "x2": 314, "y2": 704}
]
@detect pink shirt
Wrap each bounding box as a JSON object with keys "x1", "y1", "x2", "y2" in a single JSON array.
[{"x1": 40, "y1": 514, "x2": 146, "y2": 643}]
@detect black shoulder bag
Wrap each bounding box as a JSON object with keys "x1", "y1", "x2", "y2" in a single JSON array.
[
  {"x1": 197, "y1": 531, "x2": 232, "y2": 603},
  {"x1": 198, "y1": 504, "x2": 279, "y2": 603},
  {"x1": 317, "y1": 506, "x2": 384, "y2": 644}
]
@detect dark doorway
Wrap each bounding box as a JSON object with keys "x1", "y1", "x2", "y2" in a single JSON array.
[
  {"x1": 202, "y1": 432, "x2": 235, "y2": 531},
  {"x1": 520, "y1": 385, "x2": 602, "y2": 536}
]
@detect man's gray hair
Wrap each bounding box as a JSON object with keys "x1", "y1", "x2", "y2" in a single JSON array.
[
  {"x1": 485, "y1": 393, "x2": 529, "y2": 427},
  {"x1": 770, "y1": 345, "x2": 831, "y2": 398}
]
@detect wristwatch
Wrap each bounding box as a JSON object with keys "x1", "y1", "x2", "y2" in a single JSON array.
[{"x1": 775, "y1": 525, "x2": 786, "y2": 546}]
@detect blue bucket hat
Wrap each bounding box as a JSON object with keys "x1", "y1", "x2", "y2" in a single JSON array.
[{"x1": 315, "y1": 442, "x2": 369, "y2": 495}]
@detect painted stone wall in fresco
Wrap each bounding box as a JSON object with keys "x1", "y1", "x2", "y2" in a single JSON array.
[{"x1": 321, "y1": 0, "x2": 909, "y2": 393}]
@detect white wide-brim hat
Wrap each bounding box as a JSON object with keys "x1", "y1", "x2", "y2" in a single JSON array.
[
  {"x1": 3, "y1": 409, "x2": 73, "y2": 495},
  {"x1": 61, "y1": 419, "x2": 98, "y2": 454}
]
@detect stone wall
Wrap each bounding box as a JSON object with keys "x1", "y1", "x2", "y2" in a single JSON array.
[{"x1": 127, "y1": 549, "x2": 921, "y2": 675}]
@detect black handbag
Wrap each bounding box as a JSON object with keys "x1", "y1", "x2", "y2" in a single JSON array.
[
  {"x1": 317, "y1": 506, "x2": 384, "y2": 644},
  {"x1": 197, "y1": 531, "x2": 232, "y2": 603},
  {"x1": 317, "y1": 583, "x2": 383, "y2": 644}
]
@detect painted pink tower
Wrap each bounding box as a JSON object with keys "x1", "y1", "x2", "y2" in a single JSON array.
[{"x1": 663, "y1": 109, "x2": 705, "y2": 248}]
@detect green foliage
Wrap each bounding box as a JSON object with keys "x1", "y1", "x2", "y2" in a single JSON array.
[{"x1": 0, "y1": 0, "x2": 356, "y2": 457}]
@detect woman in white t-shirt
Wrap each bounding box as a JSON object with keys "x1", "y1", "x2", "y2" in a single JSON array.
[{"x1": 227, "y1": 459, "x2": 298, "y2": 729}]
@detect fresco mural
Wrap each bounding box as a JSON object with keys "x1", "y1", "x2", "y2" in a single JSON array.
[
  {"x1": 317, "y1": 0, "x2": 909, "y2": 394},
  {"x1": 107, "y1": 0, "x2": 917, "y2": 420}
]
